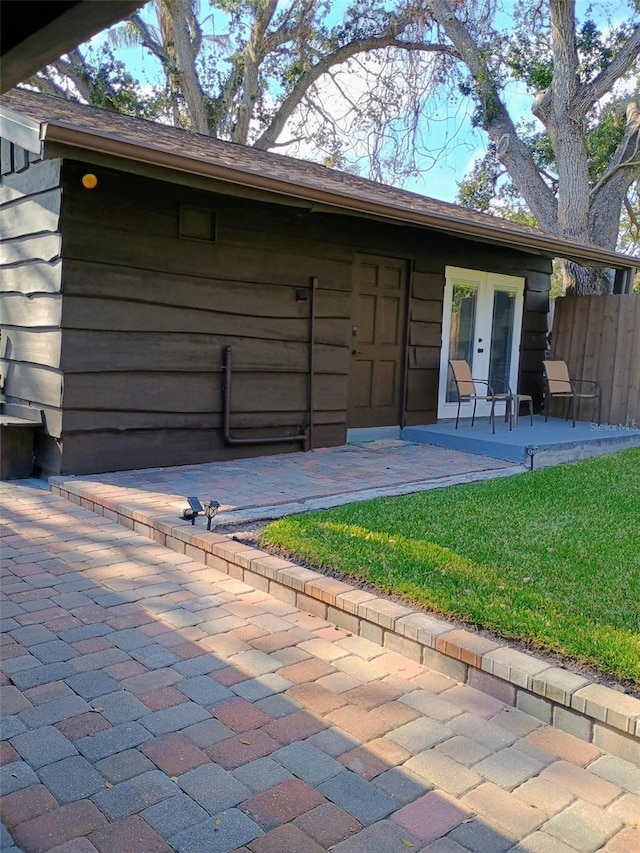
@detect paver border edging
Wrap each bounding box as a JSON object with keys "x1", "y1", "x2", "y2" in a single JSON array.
[{"x1": 49, "y1": 479, "x2": 640, "y2": 767}]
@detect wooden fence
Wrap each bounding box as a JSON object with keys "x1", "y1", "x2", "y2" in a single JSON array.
[{"x1": 551, "y1": 294, "x2": 640, "y2": 426}]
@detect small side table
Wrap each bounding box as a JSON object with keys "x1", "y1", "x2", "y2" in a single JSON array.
[{"x1": 512, "y1": 394, "x2": 533, "y2": 427}]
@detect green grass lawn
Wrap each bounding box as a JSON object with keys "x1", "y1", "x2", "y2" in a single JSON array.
[{"x1": 261, "y1": 447, "x2": 640, "y2": 684}]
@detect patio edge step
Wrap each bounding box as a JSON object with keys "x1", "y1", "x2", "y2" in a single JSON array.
[{"x1": 49, "y1": 478, "x2": 640, "y2": 767}]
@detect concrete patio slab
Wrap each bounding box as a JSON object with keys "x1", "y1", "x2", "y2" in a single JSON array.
[
  {"x1": 403, "y1": 416, "x2": 640, "y2": 468},
  {"x1": 1, "y1": 482, "x2": 639, "y2": 852}
]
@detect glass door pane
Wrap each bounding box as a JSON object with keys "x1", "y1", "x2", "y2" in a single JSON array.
[
  {"x1": 446, "y1": 283, "x2": 478, "y2": 402},
  {"x1": 488, "y1": 289, "x2": 516, "y2": 394}
]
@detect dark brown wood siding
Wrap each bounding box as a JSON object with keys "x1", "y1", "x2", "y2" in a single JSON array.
[
  {"x1": 521, "y1": 269, "x2": 551, "y2": 403},
  {"x1": 0, "y1": 143, "x2": 63, "y2": 473},
  {"x1": 58, "y1": 161, "x2": 353, "y2": 473},
  {"x1": 57, "y1": 160, "x2": 550, "y2": 474}
]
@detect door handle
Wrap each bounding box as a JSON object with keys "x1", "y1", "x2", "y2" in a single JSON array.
[{"x1": 477, "y1": 348, "x2": 484, "y2": 353}]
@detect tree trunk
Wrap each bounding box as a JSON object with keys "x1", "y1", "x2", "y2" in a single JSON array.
[
  {"x1": 162, "y1": 0, "x2": 208, "y2": 134},
  {"x1": 546, "y1": 0, "x2": 591, "y2": 243},
  {"x1": 562, "y1": 261, "x2": 613, "y2": 295}
]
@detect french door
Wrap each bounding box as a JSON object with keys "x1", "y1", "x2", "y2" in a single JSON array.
[{"x1": 438, "y1": 267, "x2": 524, "y2": 420}]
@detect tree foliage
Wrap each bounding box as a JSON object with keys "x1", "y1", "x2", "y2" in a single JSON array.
[
  {"x1": 29, "y1": 0, "x2": 640, "y2": 293},
  {"x1": 32, "y1": 0, "x2": 464, "y2": 181},
  {"x1": 451, "y1": 1, "x2": 639, "y2": 292}
]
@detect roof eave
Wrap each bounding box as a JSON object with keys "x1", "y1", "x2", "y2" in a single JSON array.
[
  {"x1": 0, "y1": 106, "x2": 43, "y2": 154},
  {"x1": 38, "y1": 120, "x2": 636, "y2": 271}
]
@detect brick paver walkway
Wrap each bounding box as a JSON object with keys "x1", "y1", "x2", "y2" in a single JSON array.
[
  {"x1": 52, "y1": 441, "x2": 516, "y2": 525},
  {"x1": 1, "y1": 483, "x2": 639, "y2": 853}
]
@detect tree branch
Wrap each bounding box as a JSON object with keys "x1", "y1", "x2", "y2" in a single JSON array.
[
  {"x1": 624, "y1": 194, "x2": 639, "y2": 234},
  {"x1": 213, "y1": 55, "x2": 244, "y2": 138},
  {"x1": 233, "y1": 0, "x2": 279, "y2": 143},
  {"x1": 264, "y1": 0, "x2": 316, "y2": 53},
  {"x1": 162, "y1": 0, "x2": 209, "y2": 132},
  {"x1": 130, "y1": 12, "x2": 168, "y2": 64},
  {"x1": 52, "y1": 50, "x2": 99, "y2": 103},
  {"x1": 590, "y1": 101, "x2": 640, "y2": 199},
  {"x1": 254, "y1": 37, "x2": 457, "y2": 150},
  {"x1": 424, "y1": 0, "x2": 558, "y2": 230},
  {"x1": 269, "y1": 134, "x2": 310, "y2": 147},
  {"x1": 186, "y1": 1, "x2": 202, "y2": 57},
  {"x1": 575, "y1": 23, "x2": 640, "y2": 118},
  {"x1": 588, "y1": 101, "x2": 639, "y2": 248},
  {"x1": 29, "y1": 74, "x2": 68, "y2": 99}
]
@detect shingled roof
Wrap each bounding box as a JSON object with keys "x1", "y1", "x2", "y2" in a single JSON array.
[{"x1": 0, "y1": 88, "x2": 636, "y2": 270}]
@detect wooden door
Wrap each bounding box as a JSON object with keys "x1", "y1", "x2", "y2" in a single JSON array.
[{"x1": 348, "y1": 255, "x2": 407, "y2": 428}]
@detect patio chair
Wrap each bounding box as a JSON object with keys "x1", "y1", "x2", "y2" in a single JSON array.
[
  {"x1": 448, "y1": 359, "x2": 512, "y2": 434},
  {"x1": 542, "y1": 360, "x2": 601, "y2": 427}
]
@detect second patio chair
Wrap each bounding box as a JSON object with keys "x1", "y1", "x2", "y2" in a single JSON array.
[
  {"x1": 448, "y1": 359, "x2": 512, "y2": 434},
  {"x1": 543, "y1": 359, "x2": 602, "y2": 427}
]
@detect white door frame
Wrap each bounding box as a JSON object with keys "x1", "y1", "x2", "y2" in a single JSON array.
[{"x1": 438, "y1": 266, "x2": 525, "y2": 420}]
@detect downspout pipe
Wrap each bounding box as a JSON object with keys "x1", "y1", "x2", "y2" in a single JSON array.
[
  {"x1": 613, "y1": 266, "x2": 636, "y2": 294},
  {"x1": 400, "y1": 260, "x2": 413, "y2": 430},
  {"x1": 308, "y1": 277, "x2": 317, "y2": 451},
  {"x1": 222, "y1": 346, "x2": 308, "y2": 449}
]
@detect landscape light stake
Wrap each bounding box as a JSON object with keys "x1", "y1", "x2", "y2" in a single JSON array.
[
  {"x1": 526, "y1": 446, "x2": 538, "y2": 471},
  {"x1": 182, "y1": 498, "x2": 220, "y2": 528},
  {"x1": 182, "y1": 497, "x2": 203, "y2": 524},
  {"x1": 204, "y1": 501, "x2": 220, "y2": 530}
]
